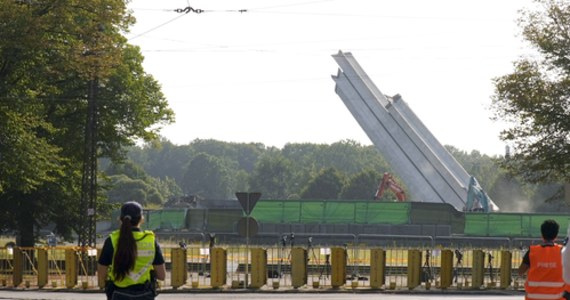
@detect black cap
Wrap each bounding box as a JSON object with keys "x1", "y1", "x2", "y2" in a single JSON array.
[{"x1": 120, "y1": 201, "x2": 143, "y2": 223}]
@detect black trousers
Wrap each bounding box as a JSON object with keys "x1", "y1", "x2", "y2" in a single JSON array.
[{"x1": 106, "y1": 282, "x2": 154, "y2": 300}]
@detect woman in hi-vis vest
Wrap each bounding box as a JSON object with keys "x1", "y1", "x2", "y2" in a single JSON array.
[{"x1": 98, "y1": 201, "x2": 166, "y2": 300}]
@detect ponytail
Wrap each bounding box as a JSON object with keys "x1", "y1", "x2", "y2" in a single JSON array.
[{"x1": 112, "y1": 214, "x2": 141, "y2": 281}]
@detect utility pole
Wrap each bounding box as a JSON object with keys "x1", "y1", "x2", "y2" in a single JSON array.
[{"x1": 78, "y1": 78, "x2": 98, "y2": 248}]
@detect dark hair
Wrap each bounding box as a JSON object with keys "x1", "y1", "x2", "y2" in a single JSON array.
[
  {"x1": 113, "y1": 201, "x2": 143, "y2": 281},
  {"x1": 541, "y1": 219, "x2": 559, "y2": 241}
]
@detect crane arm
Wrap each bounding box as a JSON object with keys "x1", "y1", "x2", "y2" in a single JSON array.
[{"x1": 375, "y1": 173, "x2": 406, "y2": 201}]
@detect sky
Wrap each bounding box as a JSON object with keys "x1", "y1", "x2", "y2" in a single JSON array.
[{"x1": 126, "y1": 0, "x2": 537, "y2": 156}]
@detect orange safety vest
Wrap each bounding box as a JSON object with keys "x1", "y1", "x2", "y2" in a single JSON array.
[{"x1": 525, "y1": 244, "x2": 564, "y2": 300}]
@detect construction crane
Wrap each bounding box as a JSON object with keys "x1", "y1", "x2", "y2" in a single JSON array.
[{"x1": 374, "y1": 173, "x2": 406, "y2": 202}]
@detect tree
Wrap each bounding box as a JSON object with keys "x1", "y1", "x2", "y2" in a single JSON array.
[
  {"x1": 300, "y1": 167, "x2": 345, "y2": 200},
  {"x1": 0, "y1": 0, "x2": 174, "y2": 246},
  {"x1": 340, "y1": 169, "x2": 381, "y2": 200},
  {"x1": 103, "y1": 161, "x2": 182, "y2": 207},
  {"x1": 106, "y1": 175, "x2": 166, "y2": 207},
  {"x1": 132, "y1": 139, "x2": 193, "y2": 186},
  {"x1": 282, "y1": 141, "x2": 391, "y2": 197},
  {"x1": 183, "y1": 153, "x2": 232, "y2": 199},
  {"x1": 491, "y1": 0, "x2": 570, "y2": 183},
  {"x1": 249, "y1": 151, "x2": 292, "y2": 199},
  {"x1": 105, "y1": 160, "x2": 148, "y2": 180}
]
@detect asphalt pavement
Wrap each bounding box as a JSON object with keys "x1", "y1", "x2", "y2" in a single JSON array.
[{"x1": 0, "y1": 290, "x2": 525, "y2": 300}]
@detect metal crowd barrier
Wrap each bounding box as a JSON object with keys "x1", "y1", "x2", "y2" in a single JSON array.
[{"x1": 0, "y1": 240, "x2": 529, "y2": 292}]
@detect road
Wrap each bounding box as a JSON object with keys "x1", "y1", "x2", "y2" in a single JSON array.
[{"x1": 0, "y1": 291, "x2": 524, "y2": 300}]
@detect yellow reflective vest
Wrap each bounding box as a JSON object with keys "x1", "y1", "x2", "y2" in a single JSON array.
[{"x1": 109, "y1": 230, "x2": 156, "y2": 288}]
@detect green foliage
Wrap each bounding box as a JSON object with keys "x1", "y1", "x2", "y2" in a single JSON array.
[
  {"x1": 300, "y1": 167, "x2": 345, "y2": 200},
  {"x1": 103, "y1": 161, "x2": 182, "y2": 207},
  {"x1": 249, "y1": 151, "x2": 293, "y2": 199},
  {"x1": 340, "y1": 169, "x2": 382, "y2": 200},
  {"x1": 106, "y1": 175, "x2": 164, "y2": 206},
  {"x1": 103, "y1": 137, "x2": 567, "y2": 212},
  {"x1": 0, "y1": 0, "x2": 173, "y2": 245},
  {"x1": 491, "y1": 0, "x2": 570, "y2": 183},
  {"x1": 0, "y1": 111, "x2": 64, "y2": 193},
  {"x1": 105, "y1": 160, "x2": 147, "y2": 180},
  {"x1": 183, "y1": 153, "x2": 232, "y2": 199},
  {"x1": 130, "y1": 139, "x2": 193, "y2": 186}
]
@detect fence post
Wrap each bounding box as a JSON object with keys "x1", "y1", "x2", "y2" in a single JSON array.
[
  {"x1": 37, "y1": 248, "x2": 48, "y2": 288},
  {"x1": 210, "y1": 248, "x2": 227, "y2": 288},
  {"x1": 500, "y1": 250, "x2": 512, "y2": 289},
  {"x1": 98, "y1": 248, "x2": 105, "y2": 289},
  {"x1": 331, "y1": 247, "x2": 346, "y2": 288},
  {"x1": 65, "y1": 249, "x2": 78, "y2": 289},
  {"x1": 250, "y1": 248, "x2": 267, "y2": 289},
  {"x1": 171, "y1": 248, "x2": 187, "y2": 289},
  {"x1": 370, "y1": 248, "x2": 385, "y2": 289},
  {"x1": 472, "y1": 249, "x2": 485, "y2": 288},
  {"x1": 12, "y1": 248, "x2": 22, "y2": 287},
  {"x1": 439, "y1": 249, "x2": 453, "y2": 289},
  {"x1": 407, "y1": 249, "x2": 421, "y2": 289},
  {"x1": 291, "y1": 247, "x2": 307, "y2": 288}
]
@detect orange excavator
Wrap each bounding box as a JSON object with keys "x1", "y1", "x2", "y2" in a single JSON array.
[{"x1": 374, "y1": 173, "x2": 406, "y2": 202}]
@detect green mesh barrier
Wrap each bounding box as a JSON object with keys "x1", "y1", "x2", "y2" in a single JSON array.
[
  {"x1": 251, "y1": 201, "x2": 286, "y2": 223},
  {"x1": 354, "y1": 202, "x2": 369, "y2": 224},
  {"x1": 251, "y1": 200, "x2": 410, "y2": 224},
  {"x1": 299, "y1": 202, "x2": 325, "y2": 223},
  {"x1": 206, "y1": 209, "x2": 243, "y2": 232},
  {"x1": 322, "y1": 202, "x2": 355, "y2": 224},
  {"x1": 186, "y1": 209, "x2": 206, "y2": 231},
  {"x1": 281, "y1": 201, "x2": 301, "y2": 223},
  {"x1": 530, "y1": 215, "x2": 570, "y2": 238},
  {"x1": 486, "y1": 214, "x2": 524, "y2": 236},
  {"x1": 159, "y1": 209, "x2": 188, "y2": 230},
  {"x1": 410, "y1": 202, "x2": 454, "y2": 224},
  {"x1": 520, "y1": 215, "x2": 532, "y2": 237},
  {"x1": 358, "y1": 202, "x2": 383, "y2": 224},
  {"x1": 364, "y1": 202, "x2": 410, "y2": 224},
  {"x1": 464, "y1": 213, "x2": 570, "y2": 237},
  {"x1": 145, "y1": 210, "x2": 162, "y2": 231},
  {"x1": 464, "y1": 214, "x2": 489, "y2": 236}
]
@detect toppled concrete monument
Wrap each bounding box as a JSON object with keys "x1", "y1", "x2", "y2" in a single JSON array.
[{"x1": 331, "y1": 50, "x2": 497, "y2": 212}]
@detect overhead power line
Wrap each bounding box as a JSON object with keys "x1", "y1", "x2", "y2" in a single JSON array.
[
  {"x1": 173, "y1": 6, "x2": 247, "y2": 14},
  {"x1": 128, "y1": 3, "x2": 248, "y2": 41}
]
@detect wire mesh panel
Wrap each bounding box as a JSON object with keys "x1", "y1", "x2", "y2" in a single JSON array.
[
  {"x1": 186, "y1": 245, "x2": 211, "y2": 288},
  {"x1": 0, "y1": 247, "x2": 14, "y2": 287},
  {"x1": 512, "y1": 247, "x2": 526, "y2": 291},
  {"x1": 19, "y1": 248, "x2": 38, "y2": 288},
  {"x1": 0, "y1": 241, "x2": 559, "y2": 292},
  {"x1": 46, "y1": 247, "x2": 66, "y2": 289},
  {"x1": 76, "y1": 247, "x2": 98, "y2": 289}
]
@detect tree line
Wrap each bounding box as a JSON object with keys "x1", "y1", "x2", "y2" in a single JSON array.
[{"x1": 103, "y1": 138, "x2": 566, "y2": 214}]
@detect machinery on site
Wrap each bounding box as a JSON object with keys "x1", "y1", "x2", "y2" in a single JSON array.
[
  {"x1": 465, "y1": 176, "x2": 496, "y2": 212},
  {"x1": 374, "y1": 173, "x2": 406, "y2": 202}
]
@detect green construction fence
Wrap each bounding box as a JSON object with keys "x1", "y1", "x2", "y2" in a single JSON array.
[
  {"x1": 251, "y1": 200, "x2": 411, "y2": 225},
  {"x1": 464, "y1": 212, "x2": 570, "y2": 238}
]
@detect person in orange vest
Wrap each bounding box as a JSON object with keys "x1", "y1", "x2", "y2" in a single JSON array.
[
  {"x1": 561, "y1": 225, "x2": 570, "y2": 299},
  {"x1": 519, "y1": 219, "x2": 565, "y2": 300}
]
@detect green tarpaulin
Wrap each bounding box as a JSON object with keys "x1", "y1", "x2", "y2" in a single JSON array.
[{"x1": 251, "y1": 200, "x2": 410, "y2": 225}]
